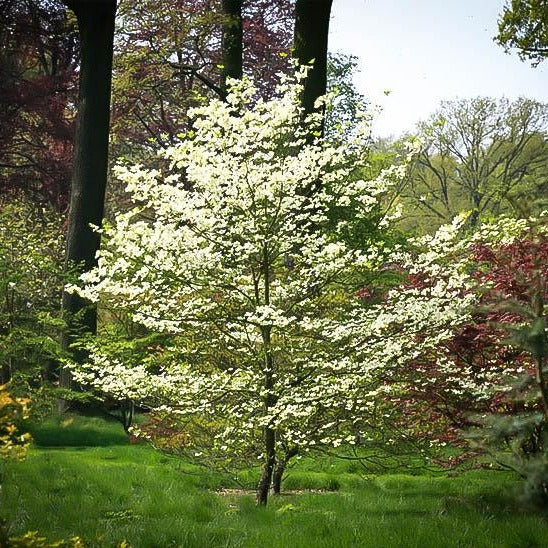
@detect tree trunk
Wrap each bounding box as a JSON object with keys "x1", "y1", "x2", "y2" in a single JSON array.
[
  {"x1": 121, "y1": 399, "x2": 135, "y2": 433},
  {"x1": 293, "y1": 0, "x2": 333, "y2": 120},
  {"x1": 221, "y1": 0, "x2": 243, "y2": 91},
  {"x1": 256, "y1": 426, "x2": 276, "y2": 505},
  {"x1": 257, "y1": 322, "x2": 276, "y2": 505},
  {"x1": 0, "y1": 362, "x2": 11, "y2": 385},
  {"x1": 1, "y1": 293, "x2": 14, "y2": 383},
  {"x1": 60, "y1": 0, "x2": 116, "y2": 395},
  {"x1": 256, "y1": 249, "x2": 277, "y2": 506},
  {"x1": 468, "y1": 191, "x2": 481, "y2": 228},
  {"x1": 272, "y1": 446, "x2": 298, "y2": 495},
  {"x1": 272, "y1": 464, "x2": 283, "y2": 495}
]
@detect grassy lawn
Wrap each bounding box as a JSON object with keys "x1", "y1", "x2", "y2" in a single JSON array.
[{"x1": 1, "y1": 416, "x2": 547, "y2": 547}]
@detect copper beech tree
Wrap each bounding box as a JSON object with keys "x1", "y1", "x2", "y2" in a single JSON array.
[{"x1": 0, "y1": 0, "x2": 78, "y2": 209}]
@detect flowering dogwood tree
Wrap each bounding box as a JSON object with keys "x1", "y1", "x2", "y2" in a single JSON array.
[{"x1": 69, "y1": 70, "x2": 475, "y2": 504}]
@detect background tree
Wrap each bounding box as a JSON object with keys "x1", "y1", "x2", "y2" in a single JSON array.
[
  {"x1": 386, "y1": 222, "x2": 545, "y2": 455},
  {"x1": 220, "y1": 0, "x2": 243, "y2": 88},
  {"x1": 495, "y1": 0, "x2": 548, "y2": 66},
  {"x1": 293, "y1": 0, "x2": 333, "y2": 121},
  {"x1": 111, "y1": 0, "x2": 292, "y2": 155},
  {"x1": 112, "y1": 0, "x2": 224, "y2": 154},
  {"x1": 106, "y1": 0, "x2": 293, "y2": 220},
  {"x1": 470, "y1": 220, "x2": 548, "y2": 505},
  {"x1": 324, "y1": 52, "x2": 368, "y2": 137},
  {"x1": 60, "y1": 0, "x2": 117, "y2": 390},
  {"x1": 401, "y1": 97, "x2": 548, "y2": 231},
  {"x1": 242, "y1": 0, "x2": 292, "y2": 92},
  {"x1": 0, "y1": 0, "x2": 78, "y2": 210},
  {"x1": 0, "y1": 197, "x2": 64, "y2": 385}
]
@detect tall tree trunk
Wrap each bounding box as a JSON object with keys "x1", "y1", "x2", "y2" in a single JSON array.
[
  {"x1": 59, "y1": 0, "x2": 116, "y2": 394},
  {"x1": 221, "y1": 0, "x2": 243, "y2": 92},
  {"x1": 293, "y1": 0, "x2": 333, "y2": 120}
]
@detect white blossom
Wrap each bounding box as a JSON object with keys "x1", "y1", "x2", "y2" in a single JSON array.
[{"x1": 68, "y1": 71, "x2": 485, "y2": 463}]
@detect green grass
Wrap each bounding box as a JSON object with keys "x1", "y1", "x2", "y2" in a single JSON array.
[
  {"x1": 26, "y1": 414, "x2": 129, "y2": 447},
  {"x1": 2, "y1": 415, "x2": 548, "y2": 547}
]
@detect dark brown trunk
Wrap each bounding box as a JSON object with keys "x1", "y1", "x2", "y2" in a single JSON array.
[
  {"x1": 121, "y1": 399, "x2": 135, "y2": 433},
  {"x1": 63, "y1": 0, "x2": 117, "y2": 311},
  {"x1": 272, "y1": 460, "x2": 284, "y2": 495},
  {"x1": 257, "y1": 324, "x2": 276, "y2": 505},
  {"x1": 60, "y1": 0, "x2": 116, "y2": 395},
  {"x1": 0, "y1": 363, "x2": 10, "y2": 385},
  {"x1": 273, "y1": 447, "x2": 298, "y2": 495},
  {"x1": 221, "y1": 0, "x2": 243, "y2": 91},
  {"x1": 293, "y1": 0, "x2": 333, "y2": 120},
  {"x1": 256, "y1": 249, "x2": 277, "y2": 506},
  {"x1": 256, "y1": 427, "x2": 276, "y2": 505}
]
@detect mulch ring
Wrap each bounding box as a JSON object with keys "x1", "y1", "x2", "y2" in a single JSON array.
[{"x1": 215, "y1": 488, "x2": 328, "y2": 496}]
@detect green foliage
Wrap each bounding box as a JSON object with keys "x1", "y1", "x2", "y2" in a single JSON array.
[
  {"x1": 0, "y1": 197, "x2": 65, "y2": 387},
  {"x1": 400, "y1": 97, "x2": 548, "y2": 233},
  {"x1": 0, "y1": 383, "x2": 31, "y2": 545},
  {"x1": 495, "y1": 0, "x2": 548, "y2": 66},
  {"x1": 325, "y1": 52, "x2": 368, "y2": 137}
]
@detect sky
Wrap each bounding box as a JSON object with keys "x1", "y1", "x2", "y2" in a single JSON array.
[{"x1": 328, "y1": 0, "x2": 548, "y2": 138}]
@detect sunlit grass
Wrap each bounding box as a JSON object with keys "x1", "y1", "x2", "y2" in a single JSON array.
[{"x1": 1, "y1": 415, "x2": 548, "y2": 547}]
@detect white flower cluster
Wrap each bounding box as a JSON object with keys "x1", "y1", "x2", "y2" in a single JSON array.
[{"x1": 68, "y1": 71, "x2": 488, "y2": 461}]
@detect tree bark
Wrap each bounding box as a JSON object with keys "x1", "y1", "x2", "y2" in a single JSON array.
[
  {"x1": 256, "y1": 245, "x2": 277, "y2": 505},
  {"x1": 121, "y1": 399, "x2": 135, "y2": 433},
  {"x1": 257, "y1": 321, "x2": 276, "y2": 505},
  {"x1": 60, "y1": 0, "x2": 116, "y2": 394},
  {"x1": 272, "y1": 462, "x2": 283, "y2": 496},
  {"x1": 256, "y1": 426, "x2": 276, "y2": 505},
  {"x1": 221, "y1": 0, "x2": 243, "y2": 92},
  {"x1": 293, "y1": 0, "x2": 333, "y2": 119},
  {"x1": 272, "y1": 446, "x2": 298, "y2": 495}
]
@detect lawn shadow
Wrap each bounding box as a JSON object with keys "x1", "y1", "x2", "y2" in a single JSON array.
[{"x1": 28, "y1": 414, "x2": 129, "y2": 448}]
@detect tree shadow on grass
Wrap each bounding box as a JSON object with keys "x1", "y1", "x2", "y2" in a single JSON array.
[
  {"x1": 27, "y1": 415, "x2": 128, "y2": 447},
  {"x1": 441, "y1": 491, "x2": 548, "y2": 520}
]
